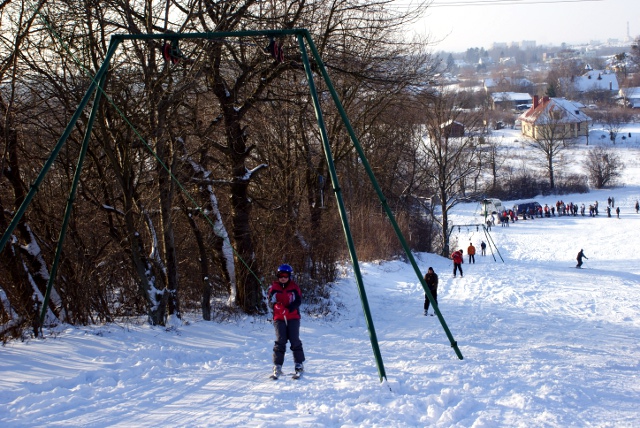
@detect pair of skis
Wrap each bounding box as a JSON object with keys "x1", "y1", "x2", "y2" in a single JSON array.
[{"x1": 270, "y1": 370, "x2": 302, "y2": 380}]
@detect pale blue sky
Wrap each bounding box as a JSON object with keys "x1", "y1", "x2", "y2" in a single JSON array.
[{"x1": 401, "y1": 0, "x2": 638, "y2": 52}]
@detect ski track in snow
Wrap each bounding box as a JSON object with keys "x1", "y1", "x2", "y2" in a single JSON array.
[{"x1": 3, "y1": 127, "x2": 640, "y2": 427}]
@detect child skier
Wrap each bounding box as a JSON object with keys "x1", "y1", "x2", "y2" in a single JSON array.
[{"x1": 268, "y1": 264, "x2": 305, "y2": 379}]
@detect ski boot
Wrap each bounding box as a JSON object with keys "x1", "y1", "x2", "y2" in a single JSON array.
[{"x1": 270, "y1": 364, "x2": 283, "y2": 379}]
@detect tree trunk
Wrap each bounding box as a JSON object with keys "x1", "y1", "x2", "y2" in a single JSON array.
[
  {"x1": 230, "y1": 173, "x2": 263, "y2": 313},
  {"x1": 440, "y1": 189, "x2": 450, "y2": 258},
  {"x1": 124, "y1": 192, "x2": 166, "y2": 325},
  {"x1": 226, "y1": 118, "x2": 264, "y2": 314},
  {"x1": 177, "y1": 137, "x2": 235, "y2": 318},
  {"x1": 185, "y1": 211, "x2": 212, "y2": 321},
  {"x1": 548, "y1": 155, "x2": 555, "y2": 189},
  {"x1": 156, "y1": 136, "x2": 181, "y2": 320},
  {"x1": 0, "y1": 120, "x2": 62, "y2": 331}
]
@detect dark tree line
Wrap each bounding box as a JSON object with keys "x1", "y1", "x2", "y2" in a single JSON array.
[
  {"x1": 3, "y1": 2, "x2": 621, "y2": 340},
  {"x1": 1, "y1": 0, "x2": 445, "y2": 339}
]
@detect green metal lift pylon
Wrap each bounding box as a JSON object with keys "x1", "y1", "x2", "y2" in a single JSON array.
[{"x1": 0, "y1": 29, "x2": 463, "y2": 382}]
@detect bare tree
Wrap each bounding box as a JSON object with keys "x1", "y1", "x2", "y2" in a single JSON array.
[
  {"x1": 582, "y1": 146, "x2": 623, "y2": 189},
  {"x1": 546, "y1": 58, "x2": 584, "y2": 100},
  {"x1": 0, "y1": 0, "x2": 69, "y2": 337},
  {"x1": 525, "y1": 109, "x2": 577, "y2": 189},
  {"x1": 1, "y1": 0, "x2": 440, "y2": 336},
  {"x1": 477, "y1": 136, "x2": 506, "y2": 193},
  {"x1": 174, "y1": 0, "x2": 432, "y2": 314},
  {"x1": 419, "y1": 89, "x2": 482, "y2": 256}
]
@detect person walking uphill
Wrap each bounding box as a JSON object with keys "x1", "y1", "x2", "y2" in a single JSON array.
[
  {"x1": 451, "y1": 249, "x2": 463, "y2": 278},
  {"x1": 467, "y1": 243, "x2": 476, "y2": 264},
  {"x1": 268, "y1": 264, "x2": 305, "y2": 379},
  {"x1": 576, "y1": 249, "x2": 588, "y2": 268},
  {"x1": 423, "y1": 267, "x2": 439, "y2": 316}
]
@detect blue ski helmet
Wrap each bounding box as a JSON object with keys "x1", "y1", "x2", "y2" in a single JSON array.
[{"x1": 277, "y1": 264, "x2": 293, "y2": 275}]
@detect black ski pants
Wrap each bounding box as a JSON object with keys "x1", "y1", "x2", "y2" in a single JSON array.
[
  {"x1": 453, "y1": 263, "x2": 463, "y2": 277},
  {"x1": 424, "y1": 289, "x2": 438, "y2": 312},
  {"x1": 273, "y1": 319, "x2": 305, "y2": 366}
]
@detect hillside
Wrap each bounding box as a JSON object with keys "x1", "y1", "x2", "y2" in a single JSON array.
[{"x1": 2, "y1": 124, "x2": 640, "y2": 427}]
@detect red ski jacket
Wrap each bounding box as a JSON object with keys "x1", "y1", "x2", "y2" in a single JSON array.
[
  {"x1": 451, "y1": 251, "x2": 463, "y2": 264},
  {"x1": 268, "y1": 279, "x2": 302, "y2": 321}
]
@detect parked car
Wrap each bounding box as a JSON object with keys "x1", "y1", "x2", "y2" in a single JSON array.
[{"x1": 513, "y1": 201, "x2": 541, "y2": 219}]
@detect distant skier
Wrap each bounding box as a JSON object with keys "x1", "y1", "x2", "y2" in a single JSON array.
[
  {"x1": 451, "y1": 249, "x2": 464, "y2": 278},
  {"x1": 480, "y1": 241, "x2": 487, "y2": 256},
  {"x1": 467, "y1": 243, "x2": 476, "y2": 264},
  {"x1": 635, "y1": 200, "x2": 639, "y2": 214},
  {"x1": 423, "y1": 267, "x2": 439, "y2": 316},
  {"x1": 616, "y1": 206, "x2": 620, "y2": 218},
  {"x1": 576, "y1": 249, "x2": 588, "y2": 268}
]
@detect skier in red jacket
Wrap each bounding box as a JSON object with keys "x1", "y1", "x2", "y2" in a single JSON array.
[
  {"x1": 451, "y1": 249, "x2": 464, "y2": 278},
  {"x1": 268, "y1": 264, "x2": 305, "y2": 378}
]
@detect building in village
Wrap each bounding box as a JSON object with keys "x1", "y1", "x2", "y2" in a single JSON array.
[
  {"x1": 518, "y1": 95, "x2": 592, "y2": 140},
  {"x1": 490, "y1": 92, "x2": 533, "y2": 111},
  {"x1": 619, "y1": 87, "x2": 640, "y2": 108}
]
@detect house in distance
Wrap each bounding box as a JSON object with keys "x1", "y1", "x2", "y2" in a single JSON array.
[{"x1": 518, "y1": 95, "x2": 592, "y2": 140}]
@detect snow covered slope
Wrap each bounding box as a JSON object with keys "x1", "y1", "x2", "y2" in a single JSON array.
[{"x1": 2, "y1": 125, "x2": 640, "y2": 427}]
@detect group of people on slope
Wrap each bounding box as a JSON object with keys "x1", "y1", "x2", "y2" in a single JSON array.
[
  {"x1": 450, "y1": 242, "x2": 489, "y2": 274},
  {"x1": 449, "y1": 242, "x2": 486, "y2": 275},
  {"x1": 524, "y1": 197, "x2": 636, "y2": 220},
  {"x1": 268, "y1": 244, "x2": 590, "y2": 375},
  {"x1": 491, "y1": 210, "x2": 516, "y2": 225},
  {"x1": 422, "y1": 242, "x2": 485, "y2": 315}
]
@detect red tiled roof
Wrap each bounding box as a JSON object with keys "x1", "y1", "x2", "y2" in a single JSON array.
[{"x1": 518, "y1": 97, "x2": 591, "y2": 124}]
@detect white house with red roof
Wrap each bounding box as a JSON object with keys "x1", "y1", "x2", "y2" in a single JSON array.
[{"x1": 518, "y1": 95, "x2": 592, "y2": 140}]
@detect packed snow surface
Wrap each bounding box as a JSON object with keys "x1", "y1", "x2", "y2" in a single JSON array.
[{"x1": 2, "y1": 126, "x2": 640, "y2": 427}]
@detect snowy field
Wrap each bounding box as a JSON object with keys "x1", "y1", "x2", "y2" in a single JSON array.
[{"x1": 2, "y1": 123, "x2": 640, "y2": 427}]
